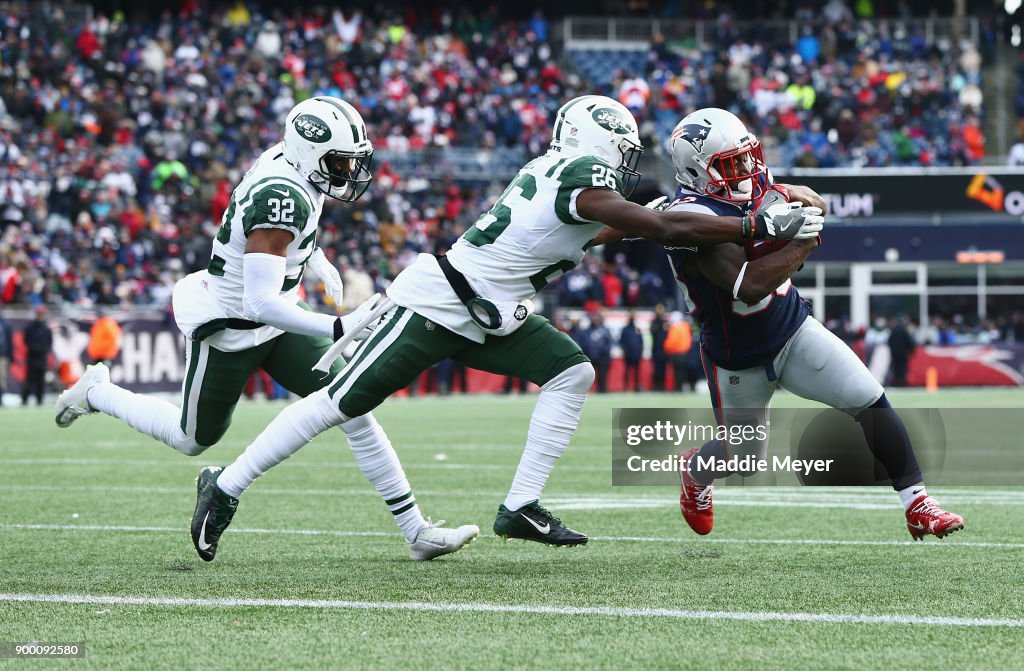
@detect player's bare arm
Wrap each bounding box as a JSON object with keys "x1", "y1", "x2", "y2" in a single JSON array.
[
  {"x1": 245, "y1": 227, "x2": 294, "y2": 256},
  {"x1": 777, "y1": 183, "x2": 828, "y2": 213},
  {"x1": 587, "y1": 225, "x2": 628, "y2": 248},
  {"x1": 577, "y1": 188, "x2": 821, "y2": 247},
  {"x1": 691, "y1": 239, "x2": 818, "y2": 305},
  {"x1": 577, "y1": 188, "x2": 749, "y2": 246}
]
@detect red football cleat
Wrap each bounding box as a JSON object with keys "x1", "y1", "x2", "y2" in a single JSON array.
[
  {"x1": 905, "y1": 495, "x2": 965, "y2": 540},
  {"x1": 679, "y1": 447, "x2": 714, "y2": 535}
]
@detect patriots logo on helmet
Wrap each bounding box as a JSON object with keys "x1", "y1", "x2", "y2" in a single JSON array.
[{"x1": 674, "y1": 122, "x2": 711, "y2": 153}]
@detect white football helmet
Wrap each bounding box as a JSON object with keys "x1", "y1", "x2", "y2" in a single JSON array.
[
  {"x1": 550, "y1": 95, "x2": 643, "y2": 196},
  {"x1": 283, "y1": 96, "x2": 373, "y2": 202},
  {"x1": 668, "y1": 108, "x2": 766, "y2": 203}
]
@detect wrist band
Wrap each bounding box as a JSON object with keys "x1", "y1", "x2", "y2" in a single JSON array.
[{"x1": 753, "y1": 215, "x2": 767, "y2": 239}]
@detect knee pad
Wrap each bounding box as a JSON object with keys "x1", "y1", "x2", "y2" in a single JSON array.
[
  {"x1": 542, "y1": 362, "x2": 595, "y2": 395},
  {"x1": 174, "y1": 434, "x2": 206, "y2": 457},
  {"x1": 339, "y1": 413, "x2": 387, "y2": 453}
]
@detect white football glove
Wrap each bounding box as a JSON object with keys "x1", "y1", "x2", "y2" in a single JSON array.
[
  {"x1": 758, "y1": 202, "x2": 824, "y2": 241},
  {"x1": 307, "y1": 248, "x2": 344, "y2": 305},
  {"x1": 337, "y1": 292, "x2": 386, "y2": 342},
  {"x1": 644, "y1": 195, "x2": 669, "y2": 211}
]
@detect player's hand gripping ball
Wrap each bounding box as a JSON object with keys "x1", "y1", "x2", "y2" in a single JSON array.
[{"x1": 746, "y1": 185, "x2": 821, "y2": 259}]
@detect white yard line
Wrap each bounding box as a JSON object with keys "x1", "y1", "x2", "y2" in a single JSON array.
[
  {"x1": 2, "y1": 523, "x2": 1020, "y2": 549},
  {"x1": 0, "y1": 592, "x2": 1019, "y2": 628},
  {"x1": 0, "y1": 457, "x2": 607, "y2": 472}
]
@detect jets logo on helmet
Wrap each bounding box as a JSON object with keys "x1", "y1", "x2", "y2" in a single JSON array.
[
  {"x1": 283, "y1": 96, "x2": 374, "y2": 202},
  {"x1": 293, "y1": 114, "x2": 332, "y2": 143},
  {"x1": 592, "y1": 108, "x2": 633, "y2": 135},
  {"x1": 549, "y1": 95, "x2": 644, "y2": 197}
]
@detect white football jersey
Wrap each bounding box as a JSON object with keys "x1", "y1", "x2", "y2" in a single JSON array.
[
  {"x1": 388, "y1": 150, "x2": 623, "y2": 342},
  {"x1": 174, "y1": 143, "x2": 325, "y2": 350}
]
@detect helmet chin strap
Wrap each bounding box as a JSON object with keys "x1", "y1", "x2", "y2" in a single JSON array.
[{"x1": 706, "y1": 165, "x2": 753, "y2": 201}]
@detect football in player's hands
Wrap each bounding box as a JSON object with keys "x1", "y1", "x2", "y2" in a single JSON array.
[
  {"x1": 754, "y1": 185, "x2": 824, "y2": 246},
  {"x1": 744, "y1": 238, "x2": 789, "y2": 260}
]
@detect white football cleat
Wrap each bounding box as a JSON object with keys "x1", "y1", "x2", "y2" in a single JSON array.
[
  {"x1": 408, "y1": 520, "x2": 479, "y2": 561},
  {"x1": 54, "y1": 363, "x2": 110, "y2": 428}
]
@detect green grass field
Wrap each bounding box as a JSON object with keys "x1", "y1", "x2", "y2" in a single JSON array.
[{"x1": 2, "y1": 389, "x2": 1023, "y2": 670}]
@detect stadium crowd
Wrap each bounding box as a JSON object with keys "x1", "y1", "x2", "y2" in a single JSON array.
[
  {"x1": 605, "y1": 3, "x2": 990, "y2": 167},
  {"x1": 0, "y1": 0, "x2": 1008, "y2": 319}
]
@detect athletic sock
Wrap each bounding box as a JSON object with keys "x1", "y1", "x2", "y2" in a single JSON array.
[
  {"x1": 854, "y1": 394, "x2": 923, "y2": 490},
  {"x1": 898, "y1": 483, "x2": 928, "y2": 511},
  {"x1": 504, "y1": 365, "x2": 590, "y2": 511},
  {"x1": 341, "y1": 414, "x2": 426, "y2": 543},
  {"x1": 690, "y1": 439, "x2": 730, "y2": 486},
  {"x1": 217, "y1": 389, "x2": 343, "y2": 498},
  {"x1": 87, "y1": 382, "x2": 203, "y2": 455}
]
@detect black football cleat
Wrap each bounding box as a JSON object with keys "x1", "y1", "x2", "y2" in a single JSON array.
[
  {"x1": 493, "y1": 501, "x2": 588, "y2": 546},
  {"x1": 191, "y1": 466, "x2": 239, "y2": 562}
]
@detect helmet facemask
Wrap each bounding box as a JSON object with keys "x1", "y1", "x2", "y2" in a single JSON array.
[
  {"x1": 705, "y1": 140, "x2": 766, "y2": 203},
  {"x1": 616, "y1": 138, "x2": 643, "y2": 198},
  {"x1": 308, "y1": 150, "x2": 374, "y2": 202}
]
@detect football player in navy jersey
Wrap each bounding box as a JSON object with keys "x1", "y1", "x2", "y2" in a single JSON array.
[{"x1": 620, "y1": 108, "x2": 962, "y2": 540}]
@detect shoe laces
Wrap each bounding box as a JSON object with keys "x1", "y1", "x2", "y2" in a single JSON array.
[
  {"x1": 531, "y1": 504, "x2": 562, "y2": 526},
  {"x1": 424, "y1": 517, "x2": 446, "y2": 529},
  {"x1": 695, "y1": 484, "x2": 714, "y2": 511},
  {"x1": 911, "y1": 496, "x2": 943, "y2": 517}
]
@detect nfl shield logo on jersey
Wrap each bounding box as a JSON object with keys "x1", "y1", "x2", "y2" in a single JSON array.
[{"x1": 729, "y1": 375, "x2": 740, "y2": 386}]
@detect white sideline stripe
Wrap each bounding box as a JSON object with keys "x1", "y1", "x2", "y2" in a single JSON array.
[
  {"x1": 1, "y1": 523, "x2": 393, "y2": 538},
  {"x1": 1, "y1": 484, "x2": 509, "y2": 498},
  {"x1": 1, "y1": 593, "x2": 1020, "y2": 628},
  {"x1": 2, "y1": 486, "x2": 1023, "y2": 511},
  {"x1": 3, "y1": 523, "x2": 1022, "y2": 549},
  {"x1": 0, "y1": 457, "x2": 608, "y2": 473}
]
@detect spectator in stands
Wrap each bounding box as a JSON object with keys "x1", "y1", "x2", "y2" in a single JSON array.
[
  {"x1": 619, "y1": 312, "x2": 644, "y2": 392},
  {"x1": 244, "y1": 370, "x2": 277, "y2": 400},
  {"x1": 619, "y1": 72, "x2": 651, "y2": 116},
  {"x1": 586, "y1": 312, "x2": 613, "y2": 394},
  {"x1": 1008, "y1": 137, "x2": 1024, "y2": 166},
  {"x1": 649, "y1": 305, "x2": 669, "y2": 392},
  {"x1": 601, "y1": 262, "x2": 624, "y2": 308},
  {"x1": 0, "y1": 309, "x2": 12, "y2": 404},
  {"x1": 0, "y1": 3, "x2": 1006, "y2": 317},
  {"x1": 21, "y1": 306, "x2": 51, "y2": 406},
  {"x1": 86, "y1": 309, "x2": 122, "y2": 366},
  {"x1": 822, "y1": 0, "x2": 854, "y2": 24},
  {"x1": 663, "y1": 312, "x2": 694, "y2": 392},
  {"x1": 503, "y1": 375, "x2": 527, "y2": 395},
  {"x1": 887, "y1": 316, "x2": 916, "y2": 387},
  {"x1": 438, "y1": 360, "x2": 467, "y2": 395}
]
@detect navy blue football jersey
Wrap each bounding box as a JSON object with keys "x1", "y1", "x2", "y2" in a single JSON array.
[{"x1": 664, "y1": 184, "x2": 809, "y2": 371}]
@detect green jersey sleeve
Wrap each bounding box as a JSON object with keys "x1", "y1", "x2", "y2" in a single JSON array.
[
  {"x1": 554, "y1": 156, "x2": 624, "y2": 225},
  {"x1": 241, "y1": 182, "x2": 312, "y2": 236}
]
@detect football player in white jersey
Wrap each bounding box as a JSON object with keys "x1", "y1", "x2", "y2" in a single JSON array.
[
  {"x1": 190, "y1": 94, "x2": 824, "y2": 554},
  {"x1": 54, "y1": 96, "x2": 479, "y2": 561}
]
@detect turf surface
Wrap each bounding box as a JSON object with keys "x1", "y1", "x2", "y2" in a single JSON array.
[{"x1": 1, "y1": 389, "x2": 1022, "y2": 670}]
